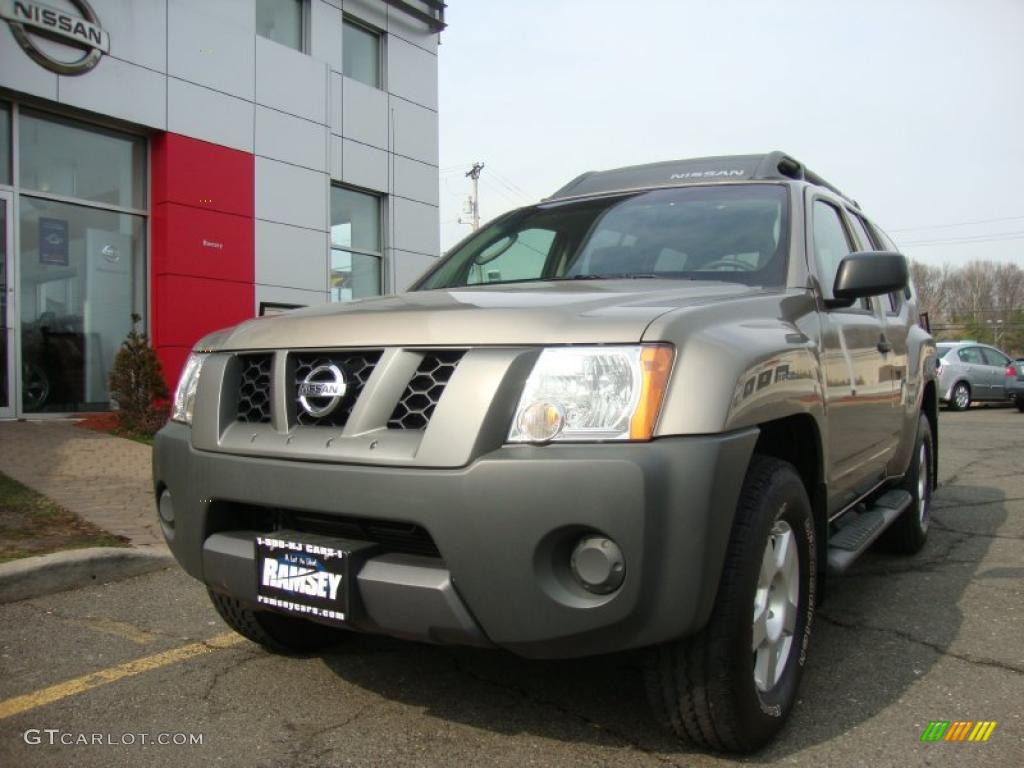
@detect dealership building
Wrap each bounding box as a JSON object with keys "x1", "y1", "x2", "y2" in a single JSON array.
[{"x1": 0, "y1": 0, "x2": 444, "y2": 418}]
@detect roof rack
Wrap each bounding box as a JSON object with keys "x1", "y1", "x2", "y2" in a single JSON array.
[{"x1": 546, "y1": 151, "x2": 857, "y2": 206}]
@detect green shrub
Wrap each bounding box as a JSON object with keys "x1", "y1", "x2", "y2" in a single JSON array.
[{"x1": 108, "y1": 314, "x2": 169, "y2": 436}]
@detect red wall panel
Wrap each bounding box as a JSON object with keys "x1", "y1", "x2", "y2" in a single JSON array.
[
  {"x1": 151, "y1": 133, "x2": 254, "y2": 217},
  {"x1": 153, "y1": 275, "x2": 252, "y2": 348},
  {"x1": 151, "y1": 133, "x2": 255, "y2": 388},
  {"x1": 151, "y1": 202, "x2": 254, "y2": 282}
]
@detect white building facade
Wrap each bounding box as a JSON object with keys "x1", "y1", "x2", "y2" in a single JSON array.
[{"x1": 0, "y1": 0, "x2": 443, "y2": 416}]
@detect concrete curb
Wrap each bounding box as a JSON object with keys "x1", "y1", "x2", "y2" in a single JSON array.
[{"x1": 0, "y1": 547, "x2": 174, "y2": 604}]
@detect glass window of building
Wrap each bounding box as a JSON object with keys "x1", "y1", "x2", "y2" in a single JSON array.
[
  {"x1": 0, "y1": 101, "x2": 10, "y2": 184},
  {"x1": 343, "y1": 19, "x2": 381, "y2": 88},
  {"x1": 256, "y1": 0, "x2": 304, "y2": 51},
  {"x1": 17, "y1": 110, "x2": 146, "y2": 413},
  {"x1": 330, "y1": 186, "x2": 382, "y2": 301},
  {"x1": 18, "y1": 110, "x2": 146, "y2": 210}
]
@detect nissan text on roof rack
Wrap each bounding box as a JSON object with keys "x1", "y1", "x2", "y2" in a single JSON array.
[{"x1": 154, "y1": 151, "x2": 937, "y2": 752}]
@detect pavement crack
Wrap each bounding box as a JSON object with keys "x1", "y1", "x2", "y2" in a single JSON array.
[
  {"x1": 200, "y1": 650, "x2": 263, "y2": 714},
  {"x1": 443, "y1": 652, "x2": 686, "y2": 767},
  {"x1": 817, "y1": 613, "x2": 1024, "y2": 676},
  {"x1": 306, "y1": 703, "x2": 379, "y2": 759}
]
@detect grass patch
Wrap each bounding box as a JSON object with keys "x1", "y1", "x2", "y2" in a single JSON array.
[{"x1": 0, "y1": 472, "x2": 129, "y2": 564}]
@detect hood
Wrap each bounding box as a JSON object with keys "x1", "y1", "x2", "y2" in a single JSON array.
[{"x1": 209, "y1": 280, "x2": 775, "y2": 350}]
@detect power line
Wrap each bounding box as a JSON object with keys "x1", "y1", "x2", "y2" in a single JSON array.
[
  {"x1": 890, "y1": 214, "x2": 1024, "y2": 233},
  {"x1": 899, "y1": 231, "x2": 1024, "y2": 247},
  {"x1": 479, "y1": 176, "x2": 527, "y2": 207},
  {"x1": 488, "y1": 167, "x2": 533, "y2": 200}
]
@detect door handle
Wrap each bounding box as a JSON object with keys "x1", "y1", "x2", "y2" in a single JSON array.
[{"x1": 877, "y1": 337, "x2": 893, "y2": 354}]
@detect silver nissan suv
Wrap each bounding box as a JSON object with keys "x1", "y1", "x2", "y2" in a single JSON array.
[{"x1": 154, "y1": 152, "x2": 937, "y2": 752}]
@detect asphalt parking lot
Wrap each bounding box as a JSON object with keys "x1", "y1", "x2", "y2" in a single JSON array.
[{"x1": 1, "y1": 408, "x2": 1022, "y2": 767}]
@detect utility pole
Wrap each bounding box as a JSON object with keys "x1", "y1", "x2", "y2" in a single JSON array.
[{"x1": 465, "y1": 162, "x2": 484, "y2": 230}]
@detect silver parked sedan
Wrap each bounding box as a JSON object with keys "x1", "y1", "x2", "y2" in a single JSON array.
[{"x1": 936, "y1": 341, "x2": 1015, "y2": 410}]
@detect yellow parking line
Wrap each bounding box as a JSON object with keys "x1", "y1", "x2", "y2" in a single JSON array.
[{"x1": 0, "y1": 632, "x2": 246, "y2": 721}]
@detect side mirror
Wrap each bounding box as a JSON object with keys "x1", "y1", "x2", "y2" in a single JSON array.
[{"x1": 827, "y1": 251, "x2": 908, "y2": 307}]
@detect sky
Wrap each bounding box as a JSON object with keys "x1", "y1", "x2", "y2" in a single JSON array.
[{"x1": 435, "y1": 0, "x2": 1024, "y2": 267}]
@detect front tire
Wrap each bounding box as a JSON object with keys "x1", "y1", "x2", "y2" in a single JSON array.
[
  {"x1": 948, "y1": 381, "x2": 971, "y2": 411},
  {"x1": 207, "y1": 589, "x2": 347, "y2": 654},
  {"x1": 646, "y1": 456, "x2": 816, "y2": 753}
]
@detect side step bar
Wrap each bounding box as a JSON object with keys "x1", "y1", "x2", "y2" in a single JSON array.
[{"x1": 827, "y1": 489, "x2": 912, "y2": 574}]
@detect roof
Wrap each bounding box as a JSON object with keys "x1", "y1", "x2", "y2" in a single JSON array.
[{"x1": 547, "y1": 151, "x2": 855, "y2": 205}]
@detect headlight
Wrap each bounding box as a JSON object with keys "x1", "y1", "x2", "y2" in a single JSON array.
[
  {"x1": 171, "y1": 353, "x2": 207, "y2": 425},
  {"x1": 508, "y1": 345, "x2": 673, "y2": 443}
]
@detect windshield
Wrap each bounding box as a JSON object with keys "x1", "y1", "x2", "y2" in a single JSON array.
[{"x1": 415, "y1": 184, "x2": 790, "y2": 290}]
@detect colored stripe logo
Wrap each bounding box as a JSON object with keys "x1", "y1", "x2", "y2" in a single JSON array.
[{"x1": 921, "y1": 720, "x2": 996, "y2": 742}]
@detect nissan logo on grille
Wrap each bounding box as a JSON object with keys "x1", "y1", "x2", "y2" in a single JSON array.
[{"x1": 297, "y1": 364, "x2": 347, "y2": 418}]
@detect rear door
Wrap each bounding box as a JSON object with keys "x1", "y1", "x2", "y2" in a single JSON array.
[
  {"x1": 957, "y1": 346, "x2": 989, "y2": 399},
  {"x1": 981, "y1": 347, "x2": 1011, "y2": 399},
  {"x1": 848, "y1": 212, "x2": 910, "y2": 406}
]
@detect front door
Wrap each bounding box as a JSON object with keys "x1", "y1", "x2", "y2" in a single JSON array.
[
  {"x1": 1, "y1": 192, "x2": 14, "y2": 419},
  {"x1": 810, "y1": 195, "x2": 900, "y2": 513}
]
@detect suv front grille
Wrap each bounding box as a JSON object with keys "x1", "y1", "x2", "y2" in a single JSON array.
[
  {"x1": 388, "y1": 350, "x2": 465, "y2": 430},
  {"x1": 292, "y1": 351, "x2": 383, "y2": 427},
  {"x1": 237, "y1": 354, "x2": 273, "y2": 423}
]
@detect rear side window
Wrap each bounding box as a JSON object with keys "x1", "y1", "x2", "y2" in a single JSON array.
[
  {"x1": 812, "y1": 201, "x2": 853, "y2": 301},
  {"x1": 958, "y1": 347, "x2": 984, "y2": 364},
  {"x1": 981, "y1": 348, "x2": 1010, "y2": 367}
]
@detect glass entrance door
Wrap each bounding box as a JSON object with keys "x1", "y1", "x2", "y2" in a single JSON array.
[{"x1": 1, "y1": 192, "x2": 13, "y2": 418}]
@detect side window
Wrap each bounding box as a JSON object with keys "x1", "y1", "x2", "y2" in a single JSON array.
[
  {"x1": 846, "y1": 212, "x2": 874, "y2": 251},
  {"x1": 864, "y1": 220, "x2": 906, "y2": 309},
  {"x1": 958, "y1": 347, "x2": 984, "y2": 365},
  {"x1": 981, "y1": 348, "x2": 1010, "y2": 367},
  {"x1": 812, "y1": 201, "x2": 853, "y2": 302},
  {"x1": 467, "y1": 228, "x2": 556, "y2": 284}
]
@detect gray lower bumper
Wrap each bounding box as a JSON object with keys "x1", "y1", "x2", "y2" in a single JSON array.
[
  {"x1": 153, "y1": 423, "x2": 758, "y2": 658},
  {"x1": 204, "y1": 532, "x2": 490, "y2": 647}
]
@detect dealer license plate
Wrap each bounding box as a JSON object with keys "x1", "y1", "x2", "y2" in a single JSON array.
[{"x1": 256, "y1": 536, "x2": 349, "y2": 624}]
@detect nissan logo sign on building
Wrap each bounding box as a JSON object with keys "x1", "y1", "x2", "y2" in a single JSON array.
[
  {"x1": 0, "y1": 0, "x2": 445, "y2": 419},
  {"x1": 0, "y1": 0, "x2": 109, "y2": 75}
]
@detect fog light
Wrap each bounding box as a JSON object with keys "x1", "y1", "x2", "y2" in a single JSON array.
[
  {"x1": 570, "y1": 534, "x2": 625, "y2": 594},
  {"x1": 158, "y1": 489, "x2": 175, "y2": 530},
  {"x1": 517, "y1": 401, "x2": 565, "y2": 442}
]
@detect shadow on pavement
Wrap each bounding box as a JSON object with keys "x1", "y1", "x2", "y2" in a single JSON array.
[{"x1": 315, "y1": 482, "x2": 1005, "y2": 761}]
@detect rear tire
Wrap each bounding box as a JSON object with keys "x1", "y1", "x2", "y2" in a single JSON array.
[
  {"x1": 207, "y1": 589, "x2": 347, "y2": 654},
  {"x1": 948, "y1": 381, "x2": 971, "y2": 411},
  {"x1": 879, "y1": 414, "x2": 933, "y2": 554},
  {"x1": 645, "y1": 456, "x2": 816, "y2": 753}
]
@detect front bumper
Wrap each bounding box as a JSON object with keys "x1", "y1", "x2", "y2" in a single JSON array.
[{"x1": 153, "y1": 422, "x2": 757, "y2": 659}]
